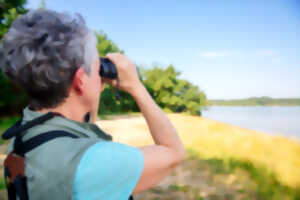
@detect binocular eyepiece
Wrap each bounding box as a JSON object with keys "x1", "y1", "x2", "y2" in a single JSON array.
[{"x1": 99, "y1": 57, "x2": 118, "y2": 79}]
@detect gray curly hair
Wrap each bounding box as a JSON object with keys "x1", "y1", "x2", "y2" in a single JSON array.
[{"x1": 0, "y1": 9, "x2": 98, "y2": 110}]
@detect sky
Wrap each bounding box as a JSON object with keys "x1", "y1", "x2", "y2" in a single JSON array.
[{"x1": 25, "y1": 0, "x2": 300, "y2": 99}]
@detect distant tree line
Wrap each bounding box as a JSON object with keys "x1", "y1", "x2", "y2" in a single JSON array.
[
  {"x1": 209, "y1": 97, "x2": 300, "y2": 106},
  {"x1": 0, "y1": 1, "x2": 207, "y2": 117}
]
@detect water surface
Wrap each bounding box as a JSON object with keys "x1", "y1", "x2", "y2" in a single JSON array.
[{"x1": 202, "y1": 106, "x2": 300, "y2": 139}]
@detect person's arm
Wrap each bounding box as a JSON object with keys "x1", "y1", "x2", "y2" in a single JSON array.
[
  {"x1": 105, "y1": 53, "x2": 186, "y2": 194},
  {"x1": 131, "y1": 83, "x2": 186, "y2": 194}
]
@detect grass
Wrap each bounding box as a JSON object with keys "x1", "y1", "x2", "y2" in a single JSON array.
[
  {"x1": 187, "y1": 149, "x2": 300, "y2": 200},
  {"x1": 162, "y1": 114, "x2": 300, "y2": 187},
  {"x1": 0, "y1": 178, "x2": 5, "y2": 190},
  {"x1": 99, "y1": 111, "x2": 141, "y2": 120},
  {"x1": 137, "y1": 149, "x2": 300, "y2": 199},
  {"x1": 0, "y1": 117, "x2": 19, "y2": 145}
]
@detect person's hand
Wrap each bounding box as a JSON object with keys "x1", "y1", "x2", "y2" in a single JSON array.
[{"x1": 104, "y1": 53, "x2": 143, "y2": 95}]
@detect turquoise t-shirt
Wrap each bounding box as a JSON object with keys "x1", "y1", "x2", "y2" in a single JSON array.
[{"x1": 73, "y1": 142, "x2": 144, "y2": 200}]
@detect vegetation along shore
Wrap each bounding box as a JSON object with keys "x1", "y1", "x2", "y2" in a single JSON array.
[{"x1": 209, "y1": 97, "x2": 300, "y2": 106}]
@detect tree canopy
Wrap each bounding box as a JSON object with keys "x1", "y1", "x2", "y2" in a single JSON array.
[{"x1": 142, "y1": 65, "x2": 207, "y2": 115}]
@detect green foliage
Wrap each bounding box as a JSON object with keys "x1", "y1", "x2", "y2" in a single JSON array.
[
  {"x1": 0, "y1": 0, "x2": 27, "y2": 39},
  {"x1": 95, "y1": 31, "x2": 124, "y2": 57},
  {"x1": 0, "y1": 72, "x2": 28, "y2": 116},
  {"x1": 142, "y1": 65, "x2": 207, "y2": 115},
  {"x1": 209, "y1": 97, "x2": 300, "y2": 106},
  {"x1": 0, "y1": 0, "x2": 28, "y2": 116},
  {"x1": 0, "y1": 116, "x2": 19, "y2": 144},
  {"x1": 99, "y1": 85, "x2": 139, "y2": 115}
]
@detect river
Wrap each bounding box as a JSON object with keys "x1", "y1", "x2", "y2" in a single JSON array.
[{"x1": 202, "y1": 106, "x2": 300, "y2": 139}]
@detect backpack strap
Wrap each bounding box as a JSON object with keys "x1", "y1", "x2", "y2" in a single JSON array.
[
  {"x1": 4, "y1": 130, "x2": 79, "y2": 200},
  {"x1": 2, "y1": 112, "x2": 61, "y2": 140},
  {"x1": 14, "y1": 130, "x2": 79, "y2": 156}
]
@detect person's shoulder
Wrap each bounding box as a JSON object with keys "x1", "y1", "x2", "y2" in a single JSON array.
[
  {"x1": 75, "y1": 141, "x2": 144, "y2": 181},
  {"x1": 73, "y1": 141, "x2": 144, "y2": 199},
  {"x1": 80, "y1": 141, "x2": 143, "y2": 163}
]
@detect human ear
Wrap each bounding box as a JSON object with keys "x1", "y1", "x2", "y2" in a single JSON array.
[{"x1": 72, "y1": 68, "x2": 85, "y2": 96}]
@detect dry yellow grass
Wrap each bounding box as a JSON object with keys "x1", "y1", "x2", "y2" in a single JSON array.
[{"x1": 96, "y1": 113, "x2": 300, "y2": 188}]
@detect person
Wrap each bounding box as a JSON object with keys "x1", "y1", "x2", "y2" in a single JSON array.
[{"x1": 0, "y1": 9, "x2": 185, "y2": 200}]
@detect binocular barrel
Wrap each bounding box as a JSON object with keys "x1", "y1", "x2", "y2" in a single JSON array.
[{"x1": 99, "y1": 57, "x2": 118, "y2": 79}]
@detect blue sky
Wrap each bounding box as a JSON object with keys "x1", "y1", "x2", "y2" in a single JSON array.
[{"x1": 26, "y1": 0, "x2": 300, "y2": 99}]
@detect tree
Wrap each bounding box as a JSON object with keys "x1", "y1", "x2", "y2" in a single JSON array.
[
  {"x1": 142, "y1": 65, "x2": 207, "y2": 115},
  {"x1": 0, "y1": 0, "x2": 28, "y2": 116},
  {"x1": 0, "y1": 0, "x2": 27, "y2": 39},
  {"x1": 95, "y1": 31, "x2": 124, "y2": 57}
]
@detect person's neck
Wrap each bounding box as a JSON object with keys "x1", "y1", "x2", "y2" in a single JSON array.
[{"x1": 36, "y1": 99, "x2": 88, "y2": 123}]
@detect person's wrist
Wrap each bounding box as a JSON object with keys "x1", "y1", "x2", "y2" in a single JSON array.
[{"x1": 128, "y1": 81, "x2": 146, "y2": 97}]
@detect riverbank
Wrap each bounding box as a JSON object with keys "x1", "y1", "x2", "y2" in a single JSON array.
[
  {"x1": 97, "y1": 113, "x2": 300, "y2": 199},
  {"x1": 208, "y1": 97, "x2": 300, "y2": 106},
  {"x1": 97, "y1": 113, "x2": 300, "y2": 188}
]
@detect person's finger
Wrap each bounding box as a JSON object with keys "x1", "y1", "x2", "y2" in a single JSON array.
[
  {"x1": 105, "y1": 53, "x2": 123, "y2": 67},
  {"x1": 105, "y1": 53, "x2": 117, "y2": 62}
]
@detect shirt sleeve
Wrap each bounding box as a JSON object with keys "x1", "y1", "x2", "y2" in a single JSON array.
[{"x1": 72, "y1": 142, "x2": 144, "y2": 200}]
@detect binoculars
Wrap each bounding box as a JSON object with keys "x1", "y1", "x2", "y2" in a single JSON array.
[
  {"x1": 99, "y1": 57, "x2": 118, "y2": 79},
  {"x1": 84, "y1": 57, "x2": 119, "y2": 123}
]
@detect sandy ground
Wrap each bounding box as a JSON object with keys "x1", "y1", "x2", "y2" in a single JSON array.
[
  {"x1": 96, "y1": 113, "x2": 300, "y2": 187},
  {"x1": 96, "y1": 113, "x2": 224, "y2": 147}
]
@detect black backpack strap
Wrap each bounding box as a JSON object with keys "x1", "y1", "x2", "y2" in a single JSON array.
[
  {"x1": 14, "y1": 130, "x2": 79, "y2": 156},
  {"x1": 5, "y1": 167, "x2": 16, "y2": 200},
  {"x1": 2, "y1": 112, "x2": 61, "y2": 140},
  {"x1": 13, "y1": 176, "x2": 29, "y2": 200}
]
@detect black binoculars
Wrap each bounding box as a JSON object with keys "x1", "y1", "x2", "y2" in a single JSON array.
[{"x1": 99, "y1": 57, "x2": 118, "y2": 79}]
